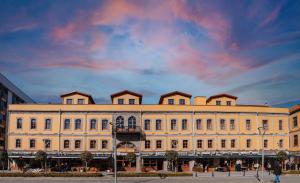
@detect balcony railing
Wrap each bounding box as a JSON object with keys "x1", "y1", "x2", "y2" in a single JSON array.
[{"x1": 115, "y1": 126, "x2": 142, "y2": 134}]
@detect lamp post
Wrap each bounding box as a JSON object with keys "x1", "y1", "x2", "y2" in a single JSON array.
[
  {"x1": 43, "y1": 139, "x2": 50, "y2": 174},
  {"x1": 258, "y1": 127, "x2": 266, "y2": 183},
  {"x1": 110, "y1": 122, "x2": 117, "y2": 183}
]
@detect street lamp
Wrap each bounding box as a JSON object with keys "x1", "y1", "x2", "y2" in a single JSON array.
[
  {"x1": 109, "y1": 121, "x2": 117, "y2": 183},
  {"x1": 43, "y1": 139, "x2": 50, "y2": 174},
  {"x1": 258, "y1": 127, "x2": 266, "y2": 183}
]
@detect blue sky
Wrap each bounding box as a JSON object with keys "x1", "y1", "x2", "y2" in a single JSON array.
[{"x1": 0, "y1": 0, "x2": 300, "y2": 106}]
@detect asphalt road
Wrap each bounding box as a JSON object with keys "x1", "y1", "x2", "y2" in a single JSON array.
[{"x1": 0, "y1": 175, "x2": 299, "y2": 183}]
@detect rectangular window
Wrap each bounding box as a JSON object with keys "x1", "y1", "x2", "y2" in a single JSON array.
[
  {"x1": 145, "y1": 140, "x2": 151, "y2": 149},
  {"x1": 118, "y1": 99, "x2": 124, "y2": 104},
  {"x1": 16, "y1": 139, "x2": 21, "y2": 148},
  {"x1": 168, "y1": 99, "x2": 174, "y2": 105},
  {"x1": 90, "y1": 119, "x2": 97, "y2": 130},
  {"x1": 102, "y1": 140, "x2": 108, "y2": 149},
  {"x1": 44, "y1": 139, "x2": 51, "y2": 149},
  {"x1": 183, "y1": 140, "x2": 188, "y2": 148},
  {"x1": 64, "y1": 140, "x2": 70, "y2": 149},
  {"x1": 246, "y1": 139, "x2": 251, "y2": 148},
  {"x1": 64, "y1": 119, "x2": 71, "y2": 129},
  {"x1": 197, "y1": 140, "x2": 203, "y2": 148},
  {"x1": 294, "y1": 135, "x2": 298, "y2": 147},
  {"x1": 45, "y1": 119, "x2": 51, "y2": 130},
  {"x1": 246, "y1": 119, "x2": 251, "y2": 130},
  {"x1": 144, "y1": 119, "x2": 151, "y2": 130},
  {"x1": 90, "y1": 140, "x2": 96, "y2": 149},
  {"x1": 216, "y1": 100, "x2": 221, "y2": 105},
  {"x1": 207, "y1": 140, "x2": 213, "y2": 148},
  {"x1": 230, "y1": 119, "x2": 235, "y2": 130},
  {"x1": 30, "y1": 119, "x2": 36, "y2": 129},
  {"x1": 156, "y1": 140, "x2": 162, "y2": 149},
  {"x1": 16, "y1": 118, "x2": 22, "y2": 129},
  {"x1": 75, "y1": 119, "x2": 81, "y2": 130},
  {"x1": 171, "y1": 119, "x2": 177, "y2": 130},
  {"x1": 182, "y1": 119, "x2": 187, "y2": 130},
  {"x1": 279, "y1": 139, "x2": 283, "y2": 148},
  {"x1": 220, "y1": 119, "x2": 226, "y2": 130},
  {"x1": 171, "y1": 140, "x2": 178, "y2": 149},
  {"x1": 30, "y1": 139, "x2": 35, "y2": 148},
  {"x1": 293, "y1": 117, "x2": 298, "y2": 128},
  {"x1": 226, "y1": 101, "x2": 232, "y2": 106},
  {"x1": 264, "y1": 139, "x2": 268, "y2": 148},
  {"x1": 179, "y1": 99, "x2": 185, "y2": 105},
  {"x1": 196, "y1": 119, "x2": 202, "y2": 130},
  {"x1": 78, "y1": 99, "x2": 85, "y2": 104},
  {"x1": 156, "y1": 119, "x2": 162, "y2": 130},
  {"x1": 231, "y1": 139, "x2": 235, "y2": 148},
  {"x1": 102, "y1": 119, "x2": 108, "y2": 130},
  {"x1": 75, "y1": 140, "x2": 81, "y2": 149},
  {"x1": 263, "y1": 120, "x2": 268, "y2": 130},
  {"x1": 221, "y1": 139, "x2": 226, "y2": 148},
  {"x1": 279, "y1": 120, "x2": 283, "y2": 130},
  {"x1": 207, "y1": 119, "x2": 212, "y2": 130},
  {"x1": 66, "y1": 99, "x2": 73, "y2": 104},
  {"x1": 129, "y1": 99, "x2": 135, "y2": 105}
]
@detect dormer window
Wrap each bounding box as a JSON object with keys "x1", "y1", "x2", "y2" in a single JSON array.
[
  {"x1": 216, "y1": 100, "x2": 221, "y2": 105},
  {"x1": 118, "y1": 99, "x2": 124, "y2": 104},
  {"x1": 78, "y1": 99, "x2": 85, "y2": 104},
  {"x1": 226, "y1": 101, "x2": 231, "y2": 106},
  {"x1": 168, "y1": 99, "x2": 174, "y2": 105},
  {"x1": 129, "y1": 99, "x2": 135, "y2": 105},
  {"x1": 66, "y1": 99, "x2": 73, "y2": 104},
  {"x1": 179, "y1": 99, "x2": 185, "y2": 105}
]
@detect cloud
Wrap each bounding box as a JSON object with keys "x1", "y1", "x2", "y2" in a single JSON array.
[{"x1": 259, "y1": 2, "x2": 283, "y2": 28}]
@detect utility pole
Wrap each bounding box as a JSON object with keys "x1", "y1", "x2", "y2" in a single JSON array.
[
  {"x1": 258, "y1": 127, "x2": 266, "y2": 183},
  {"x1": 110, "y1": 121, "x2": 117, "y2": 183}
]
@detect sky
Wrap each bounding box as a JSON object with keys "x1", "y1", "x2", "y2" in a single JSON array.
[{"x1": 0, "y1": 0, "x2": 300, "y2": 106}]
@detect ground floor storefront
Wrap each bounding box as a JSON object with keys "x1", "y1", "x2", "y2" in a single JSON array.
[{"x1": 7, "y1": 151, "x2": 300, "y2": 172}]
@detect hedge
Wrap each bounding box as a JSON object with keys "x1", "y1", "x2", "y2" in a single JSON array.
[
  {"x1": 0, "y1": 172, "x2": 103, "y2": 177},
  {"x1": 282, "y1": 170, "x2": 300, "y2": 175},
  {"x1": 117, "y1": 172, "x2": 193, "y2": 177}
]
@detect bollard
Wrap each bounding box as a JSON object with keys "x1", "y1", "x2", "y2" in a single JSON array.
[
  {"x1": 228, "y1": 169, "x2": 230, "y2": 176},
  {"x1": 243, "y1": 169, "x2": 245, "y2": 176},
  {"x1": 212, "y1": 170, "x2": 214, "y2": 177}
]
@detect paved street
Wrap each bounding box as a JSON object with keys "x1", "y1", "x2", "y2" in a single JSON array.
[{"x1": 0, "y1": 175, "x2": 299, "y2": 183}]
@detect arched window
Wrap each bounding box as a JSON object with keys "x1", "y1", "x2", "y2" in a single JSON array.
[
  {"x1": 128, "y1": 116, "x2": 136, "y2": 129},
  {"x1": 116, "y1": 116, "x2": 124, "y2": 128}
]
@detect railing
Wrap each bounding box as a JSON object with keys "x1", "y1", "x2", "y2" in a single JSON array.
[{"x1": 116, "y1": 126, "x2": 142, "y2": 134}]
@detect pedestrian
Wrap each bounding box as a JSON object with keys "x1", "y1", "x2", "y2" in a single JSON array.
[
  {"x1": 273, "y1": 161, "x2": 282, "y2": 183},
  {"x1": 267, "y1": 162, "x2": 271, "y2": 175}
]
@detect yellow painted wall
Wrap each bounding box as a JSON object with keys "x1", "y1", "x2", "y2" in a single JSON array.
[
  {"x1": 112, "y1": 94, "x2": 140, "y2": 104},
  {"x1": 161, "y1": 95, "x2": 191, "y2": 105},
  {"x1": 7, "y1": 103, "x2": 291, "y2": 154},
  {"x1": 207, "y1": 97, "x2": 237, "y2": 106}
]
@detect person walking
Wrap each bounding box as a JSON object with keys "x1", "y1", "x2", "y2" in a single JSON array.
[{"x1": 273, "y1": 161, "x2": 282, "y2": 183}]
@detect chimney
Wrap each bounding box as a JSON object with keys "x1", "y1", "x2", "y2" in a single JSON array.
[{"x1": 194, "y1": 96, "x2": 206, "y2": 105}]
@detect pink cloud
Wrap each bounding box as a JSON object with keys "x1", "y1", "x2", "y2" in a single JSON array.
[{"x1": 259, "y1": 2, "x2": 283, "y2": 28}]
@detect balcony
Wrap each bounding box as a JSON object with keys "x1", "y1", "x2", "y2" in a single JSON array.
[
  {"x1": 115, "y1": 126, "x2": 145, "y2": 141},
  {"x1": 116, "y1": 126, "x2": 142, "y2": 134}
]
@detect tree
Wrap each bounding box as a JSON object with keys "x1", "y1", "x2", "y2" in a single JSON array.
[
  {"x1": 35, "y1": 150, "x2": 47, "y2": 169},
  {"x1": 80, "y1": 151, "x2": 93, "y2": 171},
  {"x1": 166, "y1": 150, "x2": 178, "y2": 172},
  {"x1": 125, "y1": 152, "x2": 136, "y2": 167},
  {"x1": 0, "y1": 150, "x2": 8, "y2": 172},
  {"x1": 277, "y1": 150, "x2": 288, "y2": 169}
]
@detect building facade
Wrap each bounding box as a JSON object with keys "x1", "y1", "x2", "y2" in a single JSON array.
[
  {"x1": 290, "y1": 104, "x2": 300, "y2": 163},
  {"x1": 0, "y1": 73, "x2": 34, "y2": 151},
  {"x1": 7, "y1": 90, "x2": 294, "y2": 171}
]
